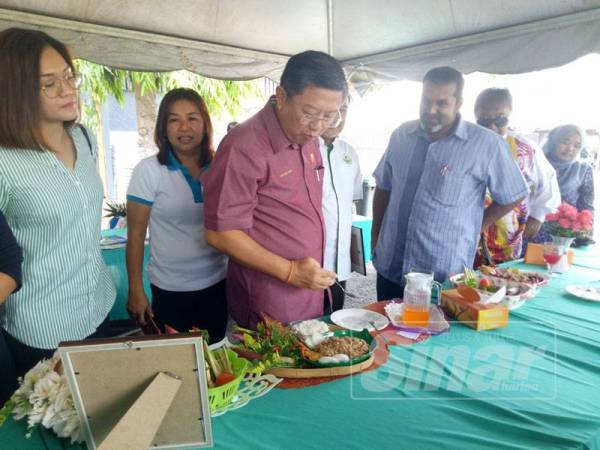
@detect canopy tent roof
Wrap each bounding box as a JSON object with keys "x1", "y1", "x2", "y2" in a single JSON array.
[{"x1": 1, "y1": 0, "x2": 600, "y2": 86}]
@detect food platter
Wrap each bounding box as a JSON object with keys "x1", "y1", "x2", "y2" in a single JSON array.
[
  {"x1": 232, "y1": 317, "x2": 380, "y2": 379},
  {"x1": 449, "y1": 274, "x2": 535, "y2": 299},
  {"x1": 267, "y1": 327, "x2": 378, "y2": 377},
  {"x1": 267, "y1": 354, "x2": 374, "y2": 378},
  {"x1": 478, "y1": 266, "x2": 549, "y2": 287},
  {"x1": 301, "y1": 329, "x2": 376, "y2": 368}
]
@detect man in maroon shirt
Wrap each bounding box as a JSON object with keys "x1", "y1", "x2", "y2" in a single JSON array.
[{"x1": 202, "y1": 51, "x2": 347, "y2": 328}]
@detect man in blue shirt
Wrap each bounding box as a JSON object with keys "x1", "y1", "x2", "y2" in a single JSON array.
[{"x1": 372, "y1": 67, "x2": 528, "y2": 300}]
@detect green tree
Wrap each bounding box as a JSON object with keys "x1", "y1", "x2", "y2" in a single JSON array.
[
  {"x1": 75, "y1": 60, "x2": 262, "y2": 130},
  {"x1": 74, "y1": 60, "x2": 264, "y2": 186}
]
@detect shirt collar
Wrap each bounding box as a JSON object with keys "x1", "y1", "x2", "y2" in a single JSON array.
[
  {"x1": 318, "y1": 136, "x2": 336, "y2": 151},
  {"x1": 167, "y1": 150, "x2": 209, "y2": 171},
  {"x1": 452, "y1": 115, "x2": 468, "y2": 140},
  {"x1": 167, "y1": 150, "x2": 181, "y2": 171},
  {"x1": 260, "y1": 96, "x2": 300, "y2": 153},
  {"x1": 409, "y1": 114, "x2": 468, "y2": 141},
  {"x1": 165, "y1": 150, "x2": 205, "y2": 203}
]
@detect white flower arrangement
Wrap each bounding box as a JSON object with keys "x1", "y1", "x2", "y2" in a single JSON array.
[{"x1": 0, "y1": 352, "x2": 83, "y2": 443}]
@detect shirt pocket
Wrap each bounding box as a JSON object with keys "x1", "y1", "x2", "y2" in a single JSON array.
[{"x1": 427, "y1": 170, "x2": 467, "y2": 207}]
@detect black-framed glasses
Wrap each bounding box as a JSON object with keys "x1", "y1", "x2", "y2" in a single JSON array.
[
  {"x1": 41, "y1": 73, "x2": 82, "y2": 99},
  {"x1": 477, "y1": 115, "x2": 509, "y2": 128}
]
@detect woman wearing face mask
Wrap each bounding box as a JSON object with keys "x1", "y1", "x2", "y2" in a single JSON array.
[
  {"x1": 0, "y1": 28, "x2": 116, "y2": 383},
  {"x1": 126, "y1": 89, "x2": 228, "y2": 342}
]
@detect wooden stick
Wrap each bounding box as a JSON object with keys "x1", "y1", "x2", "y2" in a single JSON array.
[{"x1": 97, "y1": 372, "x2": 182, "y2": 450}]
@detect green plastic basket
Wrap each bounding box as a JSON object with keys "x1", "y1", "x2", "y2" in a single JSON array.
[{"x1": 208, "y1": 349, "x2": 248, "y2": 411}]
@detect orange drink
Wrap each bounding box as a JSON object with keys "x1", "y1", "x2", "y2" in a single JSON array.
[{"x1": 403, "y1": 305, "x2": 430, "y2": 328}]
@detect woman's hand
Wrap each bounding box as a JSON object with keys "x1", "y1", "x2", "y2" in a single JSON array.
[{"x1": 127, "y1": 290, "x2": 152, "y2": 325}]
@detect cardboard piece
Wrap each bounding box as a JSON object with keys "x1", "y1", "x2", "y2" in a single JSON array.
[
  {"x1": 59, "y1": 334, "x2": 213, "y2": 449},
  {"x1": 97, "y1": 372, "x2": 182, "y2": 450},
  {"x1": 441, "y1": 289, "x2": 509, "y2": 331}
]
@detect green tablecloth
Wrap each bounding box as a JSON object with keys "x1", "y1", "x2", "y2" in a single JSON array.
[{"x1": 3, "y1": 247, "x2": 600, "y2": 449}]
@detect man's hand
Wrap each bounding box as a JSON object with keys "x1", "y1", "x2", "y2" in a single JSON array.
[
  {"x1": 289, "y1": 257, "x2": 336, "y2": 290},
  {"x1": 523, "y1": 217, "x2": 543, "y2": 240},
  {"x1": 481, "y1": 199, "x2": 524, "y2": 233}
]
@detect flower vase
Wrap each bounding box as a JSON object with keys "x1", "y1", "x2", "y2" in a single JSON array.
[{"x1": 550, "y1": 235, "x2": 574, "y2": 273}]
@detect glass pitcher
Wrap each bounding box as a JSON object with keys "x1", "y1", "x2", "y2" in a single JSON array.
[{"x1": 403, "y1": 272, "x2": 442, "y2": 328}]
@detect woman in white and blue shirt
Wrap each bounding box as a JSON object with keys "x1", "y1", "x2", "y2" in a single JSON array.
[
  {"x1": 126, "y1": 89, "x2": 228, "y2": 342},
  {"x1": 0, "y1": 29, "x2": 116, "y2": 385}
]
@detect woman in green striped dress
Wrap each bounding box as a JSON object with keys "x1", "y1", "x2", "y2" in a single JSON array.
[{"x1": 0, "y1": 28, "x2": 116, "y2": 386}]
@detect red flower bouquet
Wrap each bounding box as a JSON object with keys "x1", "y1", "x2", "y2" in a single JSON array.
[{"x1": 545, "y1": 203, "x2": 593, "y2": 238}]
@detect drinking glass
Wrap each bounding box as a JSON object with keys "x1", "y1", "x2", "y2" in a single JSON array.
[{"x1": 543, "y1": 242, "x2": 561, "y2": 277}]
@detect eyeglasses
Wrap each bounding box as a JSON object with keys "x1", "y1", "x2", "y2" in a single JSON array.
[
  {"x1": 299, "y1": 110, "x2": 343, "y2": 128},
  {"x1": 477, "y1": 115, "x2": 509, "y2": 128},
  {"x1": 41, "y1": 72, "x2": 82, "y2": 99}
]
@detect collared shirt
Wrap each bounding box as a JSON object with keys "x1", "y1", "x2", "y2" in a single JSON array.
[
  {"x1": 127, "y1": 152, "x2": 227, "y2": 291},
  {"x1": 201, "y1": 98, "x2": 325, "y2": 328},
  {"x1": 0, "y1": 126, "x2": 115, "y2": 348},
  {"x1": 483, "y1": 130, "x2": 560, "y2": 262},
  {"x1": 319, "y1": 137, "x2": 362, "y2": 281},
  {"x1": 373, "y1": 117, "x2": 528, "y2": 284},
  {"x1": 0, "y1": 210, "x2": 22, "y2": 291}
]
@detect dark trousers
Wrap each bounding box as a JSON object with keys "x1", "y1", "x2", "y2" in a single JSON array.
[
  {"x1": 151, "y1": 279, "x2": 228, "y2": 344},
  {"x1": 0, "y1": 315, "x2": 111, "y2": 406},
  {"x1": 376, "y1": 273, "x2": 405, "y2": 301},
  {"x1": 323, "y1": 280, "x2": 346, "y2": 315}
]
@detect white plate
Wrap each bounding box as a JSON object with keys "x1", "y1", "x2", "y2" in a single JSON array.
[
  {"x1": 330, "y1": 308, "x2": 389, "y2": 331},
  {"x1": 501, "y1": 295, "x2": 527, "y2": 310},
  {"x1": 565, "y1": 285, "x2": 600, "y2": 302}
]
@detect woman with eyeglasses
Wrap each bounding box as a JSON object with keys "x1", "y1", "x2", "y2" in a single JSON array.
[{"x1": 0, "y1": 28, "x2": 116, "y2": 383}]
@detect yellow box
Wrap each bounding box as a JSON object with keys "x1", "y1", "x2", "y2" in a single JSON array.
[
  {"x1": 524, "y1": 243, "x2": 574, "y2": 266},
  {"x1": 441, "y1": 289, "x2": 509, "y2": 331}
]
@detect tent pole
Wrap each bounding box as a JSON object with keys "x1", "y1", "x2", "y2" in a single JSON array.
[{"x1": 327, "y1": 0, "x2": 334, "y2": 56}]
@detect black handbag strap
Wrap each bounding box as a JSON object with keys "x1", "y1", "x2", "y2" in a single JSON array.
[{"x1": 78, "y1": 124, "x2": 93, "y2": 157}]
